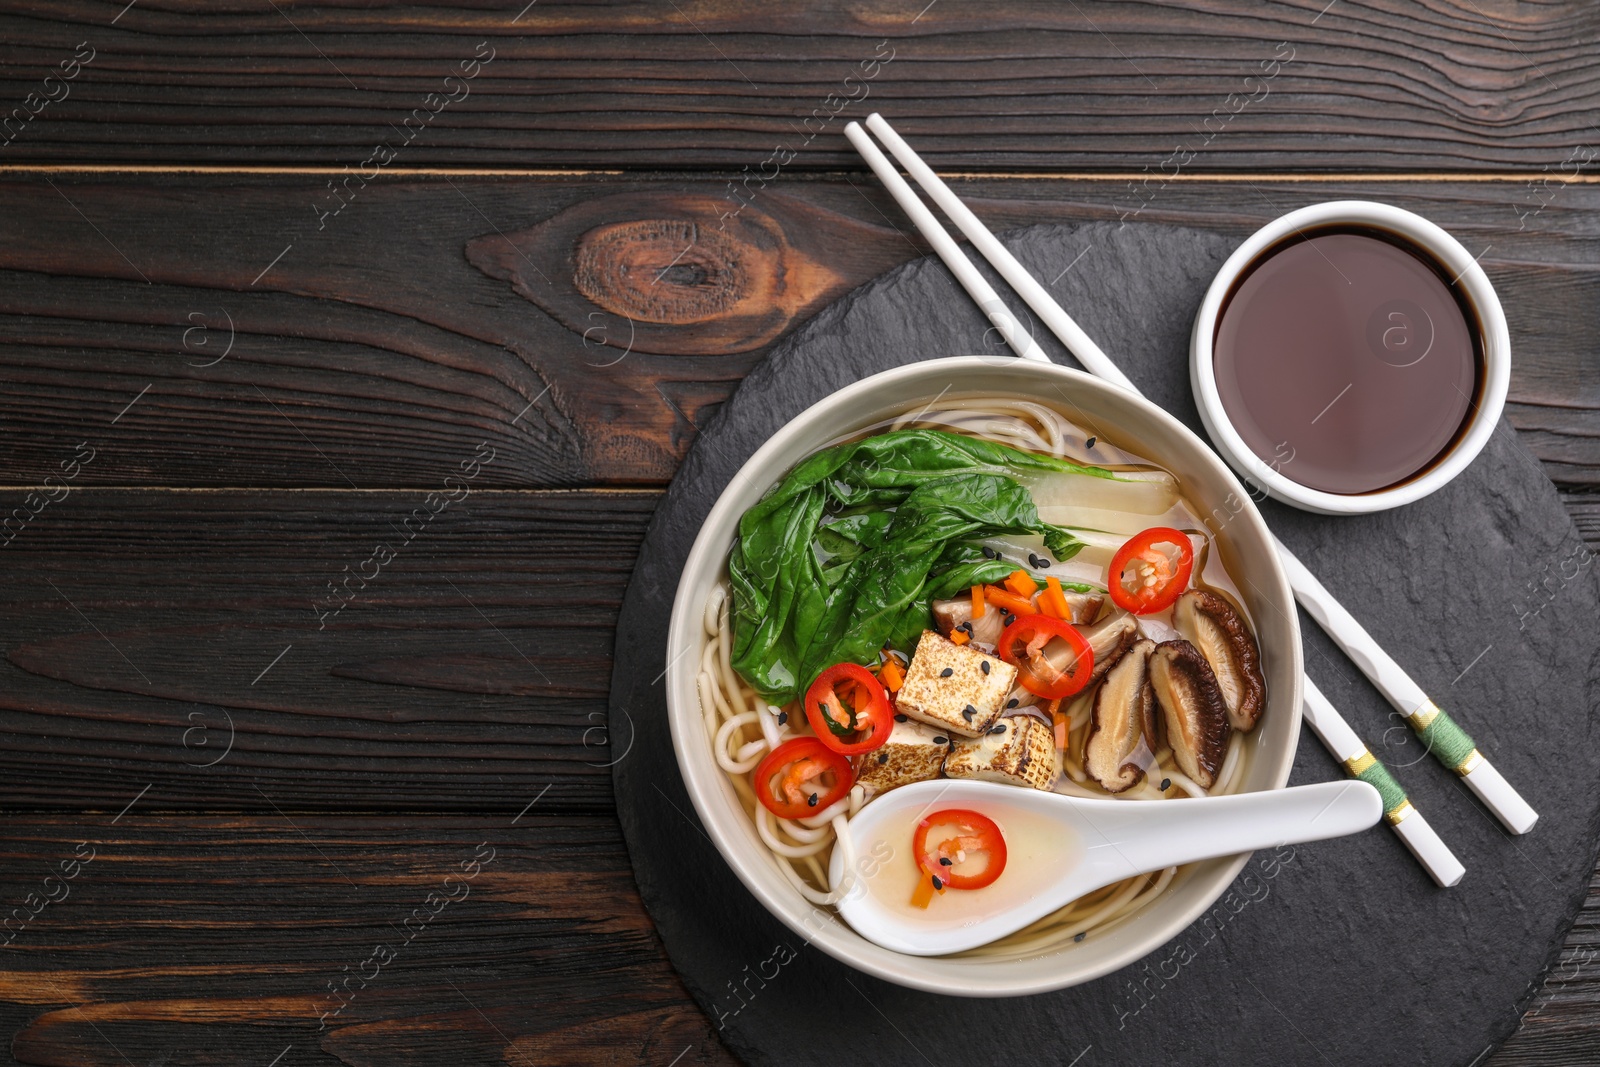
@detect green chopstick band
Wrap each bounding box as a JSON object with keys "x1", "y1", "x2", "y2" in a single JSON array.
[
  {"x1": 1406, "y1": 701, "x2": 1483, "y2": 776},
  {"x1": 1343, "y1": 749, "x2": 1413, "y2": 826}
]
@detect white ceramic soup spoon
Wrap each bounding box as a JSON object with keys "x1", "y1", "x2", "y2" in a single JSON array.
[{"x1": 828, "y1": 778, "x2": 1380, "y2": 956}]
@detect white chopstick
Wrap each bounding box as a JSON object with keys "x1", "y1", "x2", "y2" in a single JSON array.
[
  {"x1": 862, "y1": 115, "x2": 1135, "y2": 390},
  {"x1": 843, "y1": 123, "x2": 1049, "y2": 364},
  {"x1": 1276, "y1": 547, "x2": 1537, "y2": 834},
  {"x1": 1302, "y1": 676, "x2": 1463, "y2": 887},
  {"x1": 844, "y1": 117, "x2": 1472, "y2": 881},
  {"x1": 853, "y1": 114, "x2": 1535, "y2": 837},
  {"x1": 857, "y1": 112, "x2": 1529, "y2": 831}
]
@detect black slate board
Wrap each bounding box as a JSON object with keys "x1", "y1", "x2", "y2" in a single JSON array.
[{"x1": 608, "y1": 221, "x2": 1600, "y2": 1067}]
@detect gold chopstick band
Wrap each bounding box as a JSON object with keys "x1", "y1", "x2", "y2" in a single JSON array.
[
  {"x1": 1343, "y1": 750, "x2": 1377, "y2": 777},
  {"x1": 1406, "y1": 700, "x2": 1441, "y2": 729},
  {"x1": 1404, "y1": 700, "x2": 1482, "y2": 776},
  {"x1": 1341, "y1": 747, "x2": 1410, "y2": 824}
]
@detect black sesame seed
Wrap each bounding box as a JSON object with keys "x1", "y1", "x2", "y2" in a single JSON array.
[
  {"x1": 939, "y1": 856, "x2": 953, "y2": 866},
  {"x1": 808, "y1": 793, "x2": 818, "y2": 807},
  {"x1": 940, "y1": 667, "x2": 954, "y2": 678},
  {"x1": 777, "y1": 711, "x2": 788, "y2": 725},
  {"x1": 962, "y1": 704, "x2": 977, "y2": 719},
  {"x1": 989, "y1": 724, "x2": 1007, "y2": 735},
  {"x1": 933, "y1": 736, "x2": 949, "y2": 745},
  {"x1": 1004, "y1": 613, "x2": 1016, "y2": 626},
  {"x1": 1007, "y1": 698, "x2": 1019, "y2": 709},
  {"x1": 982, "y1": 546, "x2": 997, "y2": 560},
  {"x1": 878, "y1": 753, "x2": 889, "y2": 764},
  {"x1": 894, "y1": 713, "x2": 908, "y2": 723},
  {"x1": 980, "y1": 660, "x2": 990, "y2": 674},
  {"x1": 1075, "y1": 932, "x2": 1087, "y2": 942},
  {"x1": 1085, "y1": 436, "x2": 1097, "y2": 449},
  {"x1": 1160, "y1": 778, "x2": 1172, "y2": 791},
  {"x1": 958, "y1": 621, "x2": 974, "y2": 633},
  {"x1": 931, "y1": 874, "x2": 944, "y2": 890},
  {"x1": 1029, "y1": 553, "x2": 1043, "y2": 569}
]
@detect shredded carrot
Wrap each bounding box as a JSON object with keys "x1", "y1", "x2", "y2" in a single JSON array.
[
  {"x1": 1047, "y1": 697, "x2": 1068, "y2": 749},
  {"x1": 983, "y1": 585, "x2": 1036, "y2": 617},
  {"x1": 879, "y1": 656, "x2": 905, "y2": 693},
  {"x1": 1005, "y1": 568, "x2": 1038, "y2": 597},
  {"x1": 781, "y1": 757, "x2": 826, "y2": 804},
  {"x1": 949, "y1": 629, "x2": 970, "y2": 645},
  {"x1": 970, "y1": 583, "x2": 986, "y2": 619},
  {"x1": 1041, "y1": 575, "x2": 1072, "y2": 620},
  {"x1": 910, "y1": 869, "x2": 940, "y2": 909}
]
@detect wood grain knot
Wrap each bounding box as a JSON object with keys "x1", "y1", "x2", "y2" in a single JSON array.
[
  {"x1": 465, "y1": 191, "x2": 917, "y2": 357},
  {"x1": 573, "y1": 219, "x2": 748, "y2": 324}
]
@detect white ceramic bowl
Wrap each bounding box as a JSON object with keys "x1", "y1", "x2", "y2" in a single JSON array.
[
  {"x1": 665, "y1": 357, "x2": 1303, "y2": 996},
  {"x1": 1190, "y1": 200, "x2": 1510, "y2": 516}
]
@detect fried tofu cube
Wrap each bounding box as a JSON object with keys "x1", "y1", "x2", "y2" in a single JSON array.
[
  {"x1": 895, "y1": 629, "x2": 1017, "y2": 738},
  {"x1": 943, "y1": 714, "x2": 1056, "y2": 791},
  {"x1": 854, "y1": 717, "x2": 948, "y2": 796}
]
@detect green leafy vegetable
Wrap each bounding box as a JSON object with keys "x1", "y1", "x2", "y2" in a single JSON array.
[{"x1": 729, "y1": 429, "x2": 1111, "y2": 704}]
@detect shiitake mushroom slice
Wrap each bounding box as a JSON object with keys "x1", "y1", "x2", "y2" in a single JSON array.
[
  {"x1": 1084, "y1": 638, "x2": 1156, "y2": 793},
  {"x1": 1173, "y1": 589, "x2": 1265, "y2": 732},
  {"x1": 1079, "y1": 612, "x2": 1139, "y2": 686},
  {"x1": 1150, "y1": 639, "x2": 1231, "y2": 790}
]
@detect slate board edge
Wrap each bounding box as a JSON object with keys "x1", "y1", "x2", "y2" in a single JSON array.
[
  {"x1": 1480, "y1": 420, "x2": 1600, "y2": 1060},
  {"x1": 607, "y1": 253, "x2": 929, "y2": 1064},
  {"x1": 605, "y1": 246, "x2": 923, "y2": 1055}
]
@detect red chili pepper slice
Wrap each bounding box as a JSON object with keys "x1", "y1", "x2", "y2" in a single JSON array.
[
  {"x1": 910, "y1": 808, "x2": 1008, "y2": 906},
  {"x1": 1107, "y1": 526, "x2": 1195, "y2": 615},
  {"x1": 997, "y1": 613, "x2": 1094, "y2": 700},
  {"x1": 804, "y1": 662, "x2": 893, "y2": 756},
  {"x1": 752, "y1": 737, "x2": 854, "y2": 821}
]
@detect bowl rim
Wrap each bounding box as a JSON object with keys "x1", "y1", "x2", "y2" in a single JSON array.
[
  {"x1": 665, "y1": 356, "x2": 1303, "y2": 996},
  {"x1": 1188, "y1": 199, "x2": 1511, "y2": 516}
]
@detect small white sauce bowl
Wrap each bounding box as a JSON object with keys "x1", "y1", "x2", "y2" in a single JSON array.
[
  {"x1": 1190, "y1": 200, "x2": 1511, "y2": 515},
  {"x1": 666, "y1": 356, "x2": 1302, "y2": 996}
]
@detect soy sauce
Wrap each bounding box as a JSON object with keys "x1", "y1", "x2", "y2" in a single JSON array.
[{"x1": 1213, "y1": 227, "x2": 1484, "y2": 495}]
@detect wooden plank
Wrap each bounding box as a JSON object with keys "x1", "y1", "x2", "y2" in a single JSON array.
[
  {"x1": 0, "y1": 2, "x2": 1597, "y2": 170},
  {"x1": 0, "y1": 489, "x2": 655, "y2": 812},
  {"x1": 0, "y1": 815, "x2": 1592, "y2": 1066},
  {"x1": 0, "y1": 812, "x2": 736, "y2": 1067},
  {"x1": 1564, "y1": 492, "x2": 1600, "y2": 546},
  {"x1": 0, "y1": 725, "x2": 1589, "y2": 1065},
  {"x1": 1, "y1": 173, "x2": 1598, "y2": 490},
  {"x1": 2, "y1": 483, "x2": 1594, "y2": 814}
]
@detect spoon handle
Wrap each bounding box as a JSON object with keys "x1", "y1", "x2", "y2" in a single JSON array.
[{"x1": 1070, "y1": 780, "x2": 1382, "y2": 878}]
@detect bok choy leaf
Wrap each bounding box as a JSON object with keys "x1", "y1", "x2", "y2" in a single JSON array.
[{"x1": 728, "y1": 429, "x2": 1113, "y2": 704}]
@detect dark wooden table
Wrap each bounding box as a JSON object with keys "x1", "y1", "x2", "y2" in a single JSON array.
[{"x1": 1, "y1": 2, "x2": 1597, "y2": 1064}]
